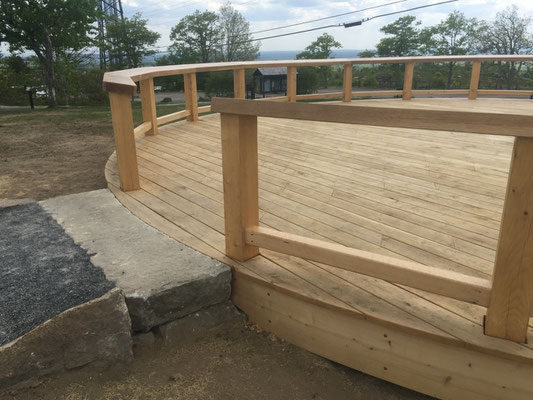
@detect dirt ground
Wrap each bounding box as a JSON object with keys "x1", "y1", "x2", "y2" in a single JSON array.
[
  {"x1": 0, "y1": 322, "x2": 430, "y2": 400},
  {"x1": 0, "y1": 104, "x2": 431, "y2": 400}
]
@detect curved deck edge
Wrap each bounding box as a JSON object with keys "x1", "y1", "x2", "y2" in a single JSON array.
[{"x1": 233, "y1": 275, "x2": 533, "y2": 400}]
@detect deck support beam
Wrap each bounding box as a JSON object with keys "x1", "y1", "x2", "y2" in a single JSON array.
[
  {"x1": 402, "y1": 62, "x2": 414, "y2": 100},
  {"x1": 220, "y1": 113, "x2": 260, "y2": 261},
  {"x1": 343, "y1": 64, "x2": 352, "y2": 103},
  {"x1": 287, "y1": 66, "x2": 297, "y2": 102},
  {"x1": 233, "y1": 69, "x2": 246, "y2": 99},
  {"x1": 139, "y1": 78, "x2": 158, "y2": 135},
  {"x1": 184, "y1": 72, "x2": 199, "y2": 122},
  {"x1": 108, "y1": 91, "x2": 140, "y2": 191},
  {"x1": 485, "y1": 137, "x2": 533, "y2": 343},
  {"x1": 469, "y1": 61, "x2": 482, "y2": 100}
]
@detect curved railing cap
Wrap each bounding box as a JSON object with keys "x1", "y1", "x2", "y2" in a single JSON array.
[{"x1": 103, "y1": 54, "x2": 533, "y2": 95}]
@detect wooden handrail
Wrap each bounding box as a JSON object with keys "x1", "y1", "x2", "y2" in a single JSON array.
[
  {"x1": 103, "y1": 54, "x2": 533, "y2": 94},
  {"x1": 211, "y1": 98, "x2": 533, "y2": 137},
  {"x1": 216, "y1": 97, "x2": 533, "y2": 345}
]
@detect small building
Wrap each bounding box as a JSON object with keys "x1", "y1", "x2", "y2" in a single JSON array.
[{"x1": 252, "y1": 67, "x2": 290, "y2": 97}]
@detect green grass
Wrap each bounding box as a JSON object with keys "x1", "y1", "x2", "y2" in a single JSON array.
[{"x1": 0, "y1": 101, "x2": 194, "y2": 133}]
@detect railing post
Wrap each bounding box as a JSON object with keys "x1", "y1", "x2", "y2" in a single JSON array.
[
  {"x1": 220, "y1": 113, "x2": 260, "y2": 261},
  {"x1": 485, "y1": 136, "x2": 533, "y2": 343},
  {"x1": 343, "y1": 64, "x2": 352, "y2": 103},
  {"x1": 468, "y1": 61, "x2": 482, "y2": 100},
  {"x1": 184, "y1": 72, "x2": 199, "y2": 122},
  {"x1": 108, "y1": 91, "x2": 140, "y2": 191},
  {"x1": 234, "y1": 69, "x2": 246, "y2": 99},
  {"x1": 402, "y1": 62, "x2": 414, "y2": 100},
  {"x1": 287, "y1": 66, "x2": 297, "y2": 102},
  {"x1": 139, "y1": 78, "x2": 158, "y2": 135}
]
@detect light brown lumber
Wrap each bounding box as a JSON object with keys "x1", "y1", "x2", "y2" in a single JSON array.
[
  {"x1": 220, "y1": 113, "x2": 260, "y2": 260},
  {"x1": 108, "y1": 91, "x2": 139, "y2": 191},
  {"x1": 210, "y1": 97, "x2": 533, "y2": 137},
  {"x1": 233, "y1": 276, "x2": 533, "y2": 400},
  {"x1": 103, "y1": 55, "x2": 533, "y2": 94},
  {"x1": 139, "y1": 78, "x2": 158, "y2": 135},
  {"x1": 478, "y1": 90, "x2": 533, "y2": 96},
  {"x1": 287, "y1": 66, "x2": 297, "y2": 102},
  {"x1": 352, "y1": 90, "x2": 402, "y2": 97},
  {"x1": 184, "y1": 72, "x2": 198, "y2": 122},
  {"x1": 485, "y1": 136, "x2": 533, "y2": 342},
  {"x1": 402, "y1": 62, "x2": 414, "y2": 100},
  {"x1": 468, "y1": 61, "x2": 482, "y2": 100},
  {"x1": 133, "y1": 121, "x2": 152, "y2": 139},
  {"x1": 246, "y1": 226, "x2": 492, "y2": 306},
  {"x1": 156, "y1": 110, "x2": 190, "y2": 126},
  {"x1": 343, "y1": 64, "x2": 352, "y2": 103},
  {"x1": 233, "y1": 69, "x2": 245, "y2": 99},
  {"x1": 295, "y1": 92, "x2": 343, "y2": 100},
  {"x1": 198, "y1": 105, "x2": 211, "y2": 114}
]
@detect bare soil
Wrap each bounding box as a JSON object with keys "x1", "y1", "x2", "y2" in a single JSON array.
[
  {"x1": 0, "y1": 105, "x2": 430, "y2": 400},
  {"x1": 0, "y1": 322, "x2": 430, "y2": 400}
]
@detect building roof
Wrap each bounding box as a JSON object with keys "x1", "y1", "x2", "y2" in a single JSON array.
[{"x1": 255, "y1": 67, "x2": 288, "y2": 76}]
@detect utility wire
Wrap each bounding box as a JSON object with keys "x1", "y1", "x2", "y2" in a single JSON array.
[
  {"x1": 247, "y1": 0, "x2": 408, "y2": 36},
  {"x1": 228, "y1": 0, "x2": 458, "y2": 45},
  {"x1": 148, "y1": 0, "x2": 458, "y2": 53}
]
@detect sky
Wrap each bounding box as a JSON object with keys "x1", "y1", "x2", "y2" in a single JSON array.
[{"x1": 120, "y1": 0, "x2": 533, "y2": 52}]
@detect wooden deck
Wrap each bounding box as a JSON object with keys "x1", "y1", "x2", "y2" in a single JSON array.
[{"x1": 105, "y1": 98, "x2": 533, "y2": 399}]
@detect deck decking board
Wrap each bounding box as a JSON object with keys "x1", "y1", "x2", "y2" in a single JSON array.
[
  {"x1": 134, "y1": 137, "x2": 496, "y2": 275},
  {"x1": 105, "y1": 99, "x2": 533, "y2": 371}
]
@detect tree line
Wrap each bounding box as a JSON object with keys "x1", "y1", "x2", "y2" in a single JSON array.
[{"x1": 1, "y1": 2, "x2": 532, "y2": 107}]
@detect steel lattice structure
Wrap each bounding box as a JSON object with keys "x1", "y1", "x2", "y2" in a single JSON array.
[{"x1": 98, "y1": 0, "x2": 124, "y2": 70}]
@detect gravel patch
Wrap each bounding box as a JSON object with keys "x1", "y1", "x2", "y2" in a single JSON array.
[{"x1": 0, "y1": 203, "x2": 114, "y2": 345}]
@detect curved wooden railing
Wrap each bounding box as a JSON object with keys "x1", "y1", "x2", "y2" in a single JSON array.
[
  {"x1": 103, "y1": 54, "x2": 533, "y2": 192},
  {"x1": 104, "y1": 55, "x2": 533, "y2": 345}
]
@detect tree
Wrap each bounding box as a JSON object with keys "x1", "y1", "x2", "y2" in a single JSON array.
[
  {"x1": 297, "y1": 33, "x2": 341, "y2": 87},
  {"x1": 478, "y1": 5, "x2": 533, "y2": 89},
  {"x1": 296, "y1": 33, "x2": 341, "y2": 59},
  {"x1": 169, "y1": 10, "x2": 221, "y2": 63},
  {"x1": 104, "y1": 13, "x2": 161, "y2": 69},
  {"x1": 421, "y1": 11, "x2": 479, "y2": 88},
  {"x1": 217, "y1": 3, "x2": 259, "y2": 61},
  {"x1": 376, "y1": 16, "x2": 421, "y2": 57},
  {"x1": 0, "y1": 0, "x2": 99, "y2": 107}
]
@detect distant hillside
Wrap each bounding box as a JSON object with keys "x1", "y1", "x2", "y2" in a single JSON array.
[
  {"x1": 258, "y1": 49, "x2": 362, "y2": 60},
  {"x1": 146, "y1": 49, "x2": 363, "y2": 64}
]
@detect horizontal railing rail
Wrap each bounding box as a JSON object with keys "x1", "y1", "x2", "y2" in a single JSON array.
[
  {"x1": 104, "y1": 55, "x2": 533, "y2": 345},
  {"x1": 210, "y1": 97, "x2": 533, "y2": 345}
]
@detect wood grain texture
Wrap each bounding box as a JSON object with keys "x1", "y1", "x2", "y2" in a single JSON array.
[
  {"x1": 104, "y1": 98, "x2": 533, "y2": 398},
  {"x1": 139, "y1": 78, "x2": 158, "y2": 135},
  {"x1": 211, "y1": 98, "x2": 533, "y2": 137},
  {"x1": 233, "y1": 69, "x2": 246, "y2": 99},
  {"x1": 287, "y1": 66, "x2": 297, "y2": 102},
  {"x1": 247, "y1": 226, "x2": 492, "y2": 306},
  {"x1": 485, "y1": 137, "x2": 533, "y2": 342},
  {"x1": 184, "y1": 73, "x2": 198, "y2": 122},
  {"x1": 469, "y1": 61, "x2": 482, "y2": 100},
  {"x1": 108, "y1": 91, "x2": 139, "y2": 191},
  {"x1": 343, "y1": 64, "x2": 352, "y2": 103},
  {"x1": 220, "y1": 113, "x2": 260, "y2": 260},
  {"x1": 402, "y1": 62, "x2": 415, "y2": 100}
]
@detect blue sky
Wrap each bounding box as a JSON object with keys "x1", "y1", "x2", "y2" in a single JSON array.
[{"x1": 121, "y1": 0, "x2": 533, "y2": 51}]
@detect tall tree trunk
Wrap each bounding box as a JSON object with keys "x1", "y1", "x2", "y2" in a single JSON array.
[{"x1": 43, "y1": 34, "x2": 57, "y2": 108}]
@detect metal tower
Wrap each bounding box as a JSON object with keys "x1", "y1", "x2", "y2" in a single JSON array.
[{"x1": 97, "y1": 0, "x2": 125, "y2": 70}]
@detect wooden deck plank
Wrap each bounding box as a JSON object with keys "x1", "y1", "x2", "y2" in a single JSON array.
[{"x1": 106, "y1": 98, "x2": 533, "y2": 367}]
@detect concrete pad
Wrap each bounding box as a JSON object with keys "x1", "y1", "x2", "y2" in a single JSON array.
[
  {"x1": 41, "y1": 189, "x2": 231, "y2": 332},
  {"x1": 0, "y1": 288, "x2": 132, "y2": 389}
]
